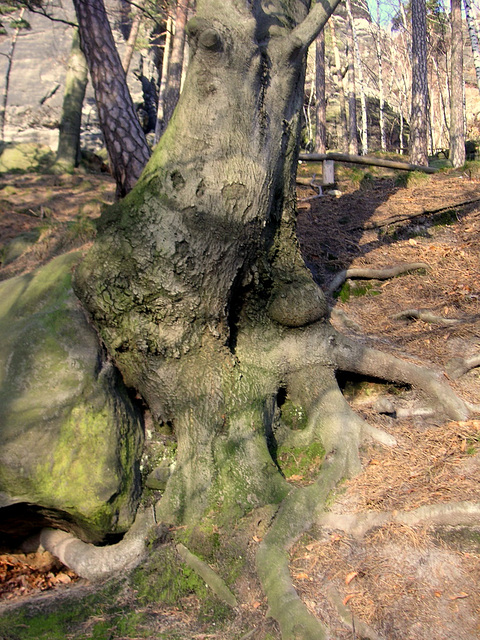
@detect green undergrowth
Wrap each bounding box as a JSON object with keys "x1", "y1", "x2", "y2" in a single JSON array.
[
  {"x1": 395, "y1": 170, "x2": 432, "y2": 188},
  {"x1": 335, "y1": 280, "x2": 381, "y2": 303}
]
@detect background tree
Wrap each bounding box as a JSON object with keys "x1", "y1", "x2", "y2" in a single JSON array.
[
  {"x1": 54, "y1": 28, "x2": 88, "y2": 171},
  {"x1": 155, "y1": 0, "x2": 188, "y2": 138},
  {"x1": 450, "y1": 0, "x2": 465, "y2": 166},
  {"x1": 315, "y1": 29, "x2": 326, "y2": 152},
  {"x1": 410, "y1": 0, "x2": 429, "y2": 164},
  {"x1": 72, "y1": 0, "x2": 150, "y2": 197},
  {"x1": 463, "y1": 0, "x2": 480, "y2": 94}
]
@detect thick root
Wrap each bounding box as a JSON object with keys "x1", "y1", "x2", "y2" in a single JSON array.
[
  {"x1": 39, "y1": 508, "x2": 155, "y2": 581},
  {"x1": 257, "y1": 458, "x2": 345, "y2": 640},
  {"x1": 331, "y1": 331, "x2": 470, "y2": 420},
  {"x1": 317, "y1": 501, "x2": 480, "y2": 537}
]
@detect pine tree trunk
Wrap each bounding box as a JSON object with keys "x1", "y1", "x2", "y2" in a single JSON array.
[
  {"x1": 463, "y1": 0, "x2": 480, "y2": 94},
  {"x1": 450, "y1": 0, "x2": 466, "y2": 167},
  {"x1": 55, "y1": 28, "x2": 88, "y2": 171},
  {"x1": 315, "y1": 30, "x2": 326, "y2": 153},
  {"x1": 73, "y1": 0, "x2": 151, "y2": 197},
  {"x1": 410, "y1": 0, "x2": 429, "y2": 165},
  {"x1": 346, "y1": 0, "x2": 367, "y2": 155}
]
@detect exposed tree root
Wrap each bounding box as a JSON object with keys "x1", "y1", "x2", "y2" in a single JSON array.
[
  {"x1": 317, "y1": 501, "x2": 480, "y2": 538},
  {"x1": 393, "y1": 308, "x2": 462, "y2": 325},
  {"x1": 446, "y1": 354, "x2": 480, "y2": 379},
  {"x1": 39, "y1": 508, "x2": 155, "y2": 581},
  {"x1": 326, "y1": 586, "x2": 385, "y2": 640},
  {"x1": 327, "y1": 263, "x2": 429, "y2": 294},
  {"x1": 176, "y1": 543, "x2": 237, "y2": 607}
]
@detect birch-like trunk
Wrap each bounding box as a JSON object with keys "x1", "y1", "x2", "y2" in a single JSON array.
[
  {"x1": 450, "y1": 0, "x2": 466, "y2": 167},
  {"x1": 463, "y1": 0, "x2": 480, "y2": 93}
]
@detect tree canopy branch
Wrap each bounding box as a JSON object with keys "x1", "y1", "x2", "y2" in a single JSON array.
[{"x1": 288, "y1": 0, "x2": 342, "y2": 52}]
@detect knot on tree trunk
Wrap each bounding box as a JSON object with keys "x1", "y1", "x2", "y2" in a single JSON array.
[{"x1": 267, "y1": 279, "x2": 328, "y2": 327}]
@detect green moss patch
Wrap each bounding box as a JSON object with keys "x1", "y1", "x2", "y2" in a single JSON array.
[{"x1": 277, "y1": 441, "x2": 325, "y2": 483}]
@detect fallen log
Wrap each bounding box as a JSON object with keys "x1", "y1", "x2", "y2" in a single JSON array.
[{"x1": 299, "y1": 152, "x2": 438, "y2": 174}]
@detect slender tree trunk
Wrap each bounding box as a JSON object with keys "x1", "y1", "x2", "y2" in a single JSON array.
[
  {"x1": 345, "y1": 21, "x2": 359, "y2": 155},
  {"x1": 55, "y1": 28, "x2": 88, "y2": 171},
  {"x1": 330, "y1": 18, "x2": 348, "y2": 152},
  {"x1": 346, "y1": 0, "x2": 367, "y2": 155},
  {"x1": 450, "y1": 0, "x2": 466, "y2": 166},
  {"x1": 0, "y1": 8, "x2": 24, "y2": 143},
  {"x1": 122, "y1": 0, "x2": 144, "y2": 74},
  {"x1": 315, "y1": 29, "x2": 326, "y2": 153},
  {"x1": 156, "y1": 0, "x2": 189, "y2": 138},
  {"x1": 410, "y1": 0, "x2": 429, "y2": 165},
  {"x1": 463, "y1": 0, "x2": 480, "y2": 94},
  {"x1": 374, "y1": 0, "x2": 386, "y2": 151},
  {"x1": 154, "y1": 16, "x2": 173, "y2": 145},
  {"x1": 72, "y1": 0, "x2": 150, "y2": 197}
]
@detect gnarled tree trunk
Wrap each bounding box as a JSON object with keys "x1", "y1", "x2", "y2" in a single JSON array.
[{"x1": 74, "y1": 0, "x2": 470, "y2": 635}]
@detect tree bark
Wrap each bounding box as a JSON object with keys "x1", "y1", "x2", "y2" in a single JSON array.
[
  {"x1": 450, "y1": 0, "x2": 466, "y2": 167},
  {"x1": 410, "y1": 0, "x2": 429, "y2": 165},
  {"x1": 55, "y1": 28, "x2": 88, "y2": 171},
  {"x1": 345, "y1": 31, "x2": 358, "y2": 154},
  {"x1": 72, "y1": 0, "x2": 150, "y2": 197},
  {"x1": 315, "y1": 29, "x2": 326, "y2": 153}
]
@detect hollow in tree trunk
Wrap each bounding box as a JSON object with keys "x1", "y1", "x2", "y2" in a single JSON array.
[{"x1": 74, "y1": 0, "x2": 471, "y2": 635}]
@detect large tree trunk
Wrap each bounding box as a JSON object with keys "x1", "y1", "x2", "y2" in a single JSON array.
[
  {"x1": 410, "y1": 0, "x2": 429, "y2": 165},
  {"x1": 450, "y1": 0, "x2": 466, "y2": 167},
  {"x1": 74, "y1": 0, "x2": 470, "y2": 635},
  {"x1": 73, "y1": 0, "x2": 150, "y2": 197},
  {"x1": 55, "y1": 28, "x2": 88, "y2": 171}
]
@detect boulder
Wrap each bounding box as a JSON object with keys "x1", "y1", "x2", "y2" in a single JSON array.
[{"x1": 0, "y1": 252, "x2": 144, "y2": 544}]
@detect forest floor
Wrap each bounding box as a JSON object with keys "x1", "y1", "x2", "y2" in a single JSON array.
[{"x1": 0, "y1": 162, "x2": 479, "y2": 639}]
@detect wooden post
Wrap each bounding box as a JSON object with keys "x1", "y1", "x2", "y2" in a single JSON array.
[{"x1": 322, "y1": 159, "x2": 335, "y2": 185}]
